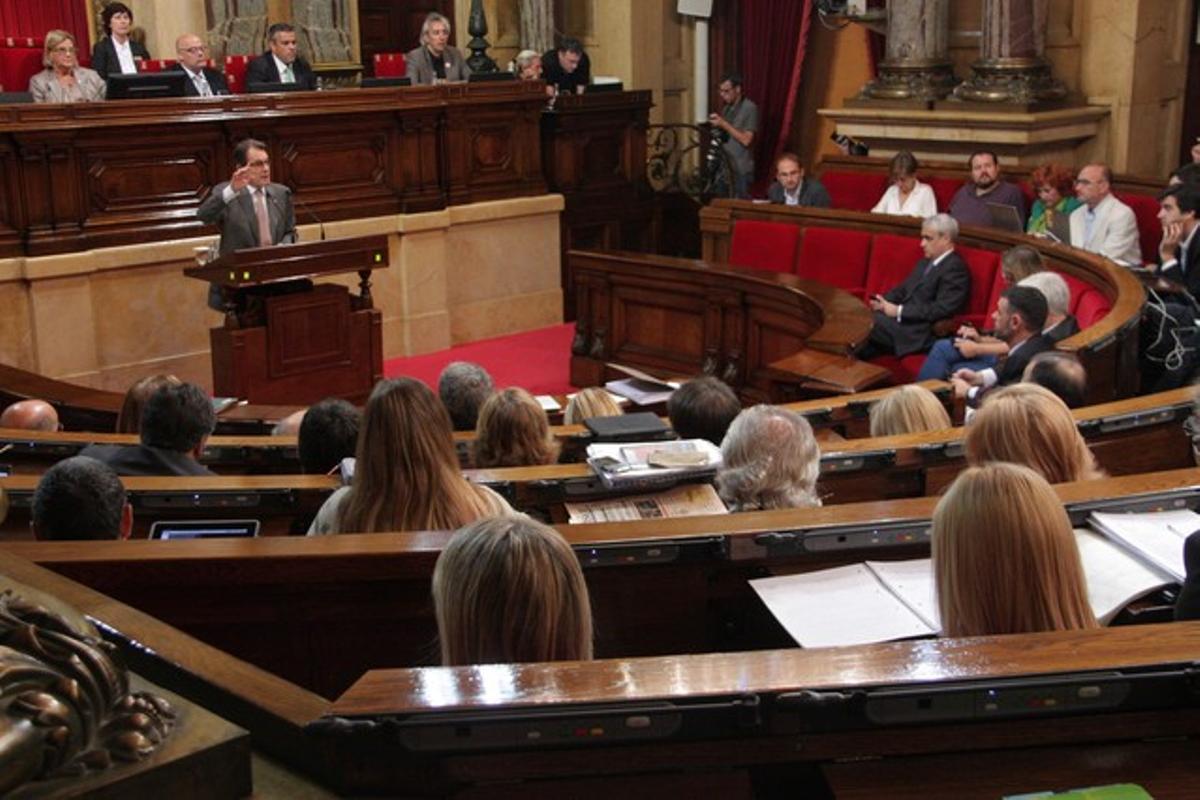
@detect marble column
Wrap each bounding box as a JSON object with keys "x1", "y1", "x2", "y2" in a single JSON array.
[
  {"x1": 859, "y1": 0, "x2": 957, "y2": 102},
  {"x1": 953, "y1": 0, "x2": 1066, "y2": 104}
]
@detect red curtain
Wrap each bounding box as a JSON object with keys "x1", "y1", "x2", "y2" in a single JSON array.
[
  {"x1": 0, "y1": 0, "x2": 90, "y2": 44},
  {"x1": 737, "y1": 0, "x2": 814, "y2": 193}
]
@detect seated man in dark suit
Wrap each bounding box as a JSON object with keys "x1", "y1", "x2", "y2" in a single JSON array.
[
  {"x1": 1155, "y1": 183, "x2": 1200, "y2": 295},
  {"x1": 32, "y1": 456, "x2": 132, "y2": 540},
  {"x1": 863, "y1": 213, "x2": 970, "y2": 359},
  {"x1": 951, "y1": 285, "x2": 1053, "y2": 403},
  {"x1": 80, "y1": 383, "x2": 216, "y2": 477},
  {"x1": 171, "y1": 33, "x2": 228, "y2": 96},
  {"x1": 245, "y1": 22, "x2": 317, "y2": 90},
  {"x1": 766, "y1": 152, "x2": 830, "y2": 208}
]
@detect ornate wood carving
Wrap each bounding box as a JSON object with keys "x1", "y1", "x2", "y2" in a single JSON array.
[{"x1": 0, "y1": 589, "x2": 175, "y2": 794}]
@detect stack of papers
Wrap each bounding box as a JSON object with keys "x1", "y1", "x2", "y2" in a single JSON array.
[
  {"x1": 565, "y1": 483, "x2": 728, "y2": 523},
  {"x1": 586, "y1": 438, "x2": 722, "y2": 490},
  {"x1": 603, "y1": 363, "x2": 680, "y2": 406}
]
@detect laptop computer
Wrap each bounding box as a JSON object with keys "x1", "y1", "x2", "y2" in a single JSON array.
[{"x1": 986, "y1": 202, "x2": 1024, "y2": 233}]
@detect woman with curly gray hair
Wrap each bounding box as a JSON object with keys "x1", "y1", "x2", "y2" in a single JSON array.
[{"x1": 716, "y1": 405, "x2": 821, "y2": 511}]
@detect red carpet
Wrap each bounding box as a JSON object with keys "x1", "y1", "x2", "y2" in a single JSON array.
[{"x1": 384, "y1": 323, "x2": 577, "y2": 395}]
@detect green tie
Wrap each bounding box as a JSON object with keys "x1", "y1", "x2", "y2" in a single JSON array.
[{"x1": 282, "y1": 64, "x2": 294, "y2": 83}]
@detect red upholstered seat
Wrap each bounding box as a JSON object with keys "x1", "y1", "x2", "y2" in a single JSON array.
[
  {"x1": 0, "y1": 45, "x2": 43, "y2": 94},
  {"x1": 864, "y1": 233, "x2": 924, "y2": 300},
  {"x1": 820, "y1": 171, "x2": 888, "y2": 212},
  {"x1": 797, "y1": 226, "x2": 871, "y2": 294},
  {"x1": 926, "y1": 176, "x2": 963, "y2": 212},
  {"x1": 137, "y1": 59, "x2": 176, "y2": 73},
  {"x1": 868, "y1": 354, "x2": 926, "y2": 384},
  {"x1": 224, "y1": 55, "x2": 252, "y2": 93},
  {"x1": 952, "y1": 246, "x2": 999, "y2": 329},
  {"x1": 1115, "y1": 191, "x2": 1162, "y2": 264},
  {"x1": 1073, "y1": 289, "x2": 1111, "y2": 328},
  {"x1": 1017, "y1": 181, "x2": 1036, "y2": 213},
  {"x1": 729, "y1": 220, "x2": 800, "y2": 274},
  {"x1": 373, "y1": 52, "x2": 407, "y2": 77},
  {"x1": 983, "y1": 264, "x2": 1007, "y2": 319}
]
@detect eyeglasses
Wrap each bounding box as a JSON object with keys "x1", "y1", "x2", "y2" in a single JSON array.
[
  {"x1": 52, "y1": 45, "x2": 76, "y2": 54},
  {"x1": 247, "y1": 159, "x2": 270, "y2": 168}
]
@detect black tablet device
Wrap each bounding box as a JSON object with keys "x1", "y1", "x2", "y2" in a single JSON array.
[
  {"x1": 149, "y1": 519, "x2": 260, "y2": 540},
  {"x1": 106, "y1": 72, "x2": 187, "y2": 99}
]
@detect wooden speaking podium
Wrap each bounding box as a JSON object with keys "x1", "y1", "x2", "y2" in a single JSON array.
[{"x1": 185, "y1": 236, "x2": 389, "y2": 404}]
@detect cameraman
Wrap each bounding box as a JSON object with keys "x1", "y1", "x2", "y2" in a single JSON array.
[{"x1": 708, "y1": 72, "x2": 757, "y2": 198}]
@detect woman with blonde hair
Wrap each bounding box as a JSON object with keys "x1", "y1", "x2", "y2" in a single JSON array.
[
  {"x1": 116, "y1": 374, "x2": 182, "y2": 434},
  {"x1": 934, "y1": 462, "x2": 1097, "y2": 636},
  {"x1": 717, "y1": 405, "x2": 821, "y2": 511},
  {"x1": 473, "y1": 387, "x2": 561, "y2": 467},
  {"x1": 868, "y1": 385, "x2": 952, "y2": 437},
  {"x1": 29, "y1": 30, "x2": 106, "y2": 103},
  {"x1": 433, "y1": 515, "x2": 593, "y2": 665},
  {"x1": 308, "y1": 378, "x2": 512, "y2": 535},
  {"x1": 965, "y1": 383, "x2": 1104, "y2": 484},
  {"x1": 562, "y1": 387, "x2": 623, "y2": 425}
]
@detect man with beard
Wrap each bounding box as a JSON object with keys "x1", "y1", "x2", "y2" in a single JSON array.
[{"x1": 948, "y1": 151, "x2": 1027, "y2": 230}]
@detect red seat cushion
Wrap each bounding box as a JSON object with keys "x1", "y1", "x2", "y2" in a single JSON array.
[
  {"x1": 373, "y1": 52, "x2": 407, "y2": 77},
  {"x1": 137, "y1": 59, "x2": 177, "y2": 73},
  {"x1": 1017, "y1": 181, "x2": 1036, "y2": 213},
  {"x1": 223, "y1": 55, "x2": 252, "y2": 94},
  {"x1": 797, "y1": 226, "x2": 871, "y2": 293},
  {"x1": 0, "y1": 47, "x2": 42, "y2": 94},
  {"x1": 820, "y1": 171, "x2": 888, "y2": 212},
  {"x1": 1073, "y1": 289, "x2": 1111, "y2": 329},
  {"x1": 729, "y1": 220, "x2": 800, "y2": 274},
  {"x1": 868, "y1": 354, "x2": 925, "y2": 384},
  {"x1": 1115, "y1": 191, "x2": 1161, "y2": 264},
  {"x1": 984, "y1": 265, "x2": 1007, "y2": 321},
  {"x1": 926, "y1": 177, "x2": 964, "y2": 212},
  {"x1": 1058, "y1": 272, "x2": 1093, "y2": 315},
  {"x1": 864, "y1": 234, "x2": 924, "y2": 299},
  {"x1": 952, "y1": 246, "x2": 999, "y2": 328}
]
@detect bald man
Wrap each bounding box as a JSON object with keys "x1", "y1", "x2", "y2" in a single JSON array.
[{"x1": 0, "y1": 399, "x2": 60, "y2": 432}]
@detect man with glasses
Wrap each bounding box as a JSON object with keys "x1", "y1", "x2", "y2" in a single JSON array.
[
  {"x1": 245, "y1": 22, "x2": 317, "y2": 90},
  {"x1": 171, "y1": 34, "x2": 228, "y2": 97},
  {"x1": 1068, "y1": 163, "x2": 1141, "y2": 266}
]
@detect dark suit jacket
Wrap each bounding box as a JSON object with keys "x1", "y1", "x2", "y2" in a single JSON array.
[
  {"x1": 995, "y1": 333, "x2": 1054, "y2": 385},
  {"x1": 1044, "y1": 314, "x2": 1079, "y2": 343},
  {"x1": 767, "y1": 178, "x2": 831, "y2": 208},
  {"x1": 91, "y1": 36, "x2": 151, "y2": 76},
  {"x1": 1175, "y1": 530, "x2": 1200, "y2": 621},
  {"x1": 79, "y1": 443, "x2": 214, "y2": 477},
  {"x1": 245, "y1": 52, "x2": 317, "y2": 90},
  {"x1": 196, "y1": 182, "x2": 297, "y2": 256},
  {"x1": 404, "y1": 45, "x2": 470, "y2": 84},
  {"x1": 1159, "y1": 232, "x2": 1200, "y2": 297},
  {"x1": 171, "y1": 64, "x2": 229, "y2": 96},
  {"x1": 875, "y1": 251, "x2": 971, "y2": 356}
]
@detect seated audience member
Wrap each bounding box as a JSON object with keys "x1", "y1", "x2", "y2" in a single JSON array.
[
  {"x1": 1026, "y1": 163, "x2": 1082, "y2": 235},
  {"x1": 1022, "y1": 350, "x2": 1087, "y2": 409},
  {"x1": 667, "y1": 376, "x2": 741, "y2": 445},
  {"x1": 116, "y1": 374, "x2": 181, "y2": 434},
  {"x1": 30, "y1": 30, "x2": 106, "y2": 103},
  {"x1": 405, "y1": 12, "x2": 469, "y2": 84},
  {"x1": 1019, "y1": 271, "x2": 1078, "y2": 342},
  {"x1": 272, "y1": 410, "x2": 306, "y2": 436},
  {"x1": 81, "y1": 383, "x2": 216, "y2": 477},
  {"x1": 511, "y1": 49, "x2": 542, "y2": 81},
  {"x1": 246, "y1": 23, "x2": 317, "y2": 90},
  {"x1": 717, "y1": 405, "x2": 820, "y2": 512},
  {"x1": 872, "y1": 151, "x2": 937, "y2": 218},
  {"x1": 563, "y1": 387, "x2": 623, "y2": 425},
  {"x1": 948, "y1": 151, "x2": 1027, "y2": 230},
  {"x1": 965, "y1": 383, "x2": 1104, "y2": 484},
  {"x1": 917, "y1": 245, "x2": 1046, "y2": 381},
  {"x1": 438, "y1": 361, "x2": 495, "y2": 431},
  {"x1": 433, "y1": 515, "x2": 592, "y2": 665},
  {"x1": 473, "y1": 387, "x2": 560, "y2": 468},
  {"x1": 1154, "y1": 183, "x2": 1200, "y2": 295},
  {"x1": 172, "y1": 33, "x2": 228, "y2": 97},
  {"x1": 1069, "y1": 163, "x2": 1142, "y2": 266},
  {"x1": 90, "y1": 3, "x2": 149, "y2": 77},
  {"x1": 308, "y1": 378, "x2": 513, "y2": 535},
  {"x1": 767, "y1": 152, "x2": 830, "y2": 208},
  {"x1": 0, "y1": 399, "x2": 60, "y2": 432},
  {"x1": 863, "y1": 214, "x2": 970, "y2": 359},
  {"x1": 951, "y1": 286, "x2": 1052, "y2": 402},
  {"x1": 868, "y1": 385, "x2": 952, "y2": 437},
  {"x1": 1175, "y1": 531, "x2": 1200, "y2": 620},
  {"x1": 298, "y1": 398, "x2": 360, "y2": 474},
  {"x1": 1168, "y1": 162, "x2": 1200, "y2": 188},
  {"x1": 541, "y1": 37, "x2": 589, "y2": 96},
  {"x1": 32, "y1": 456, "x2": 132, "y2": 541},
  {"x1": 934, "y1": 462, "x2": 1097, "y2": 637}
]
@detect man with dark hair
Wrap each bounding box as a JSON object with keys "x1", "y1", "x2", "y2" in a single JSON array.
[
  {"x1": 245, "y1": 22, "x2": 317, "y2": 90},
  {"x1": 298, "y1": 398, "x2": 360, "y2": 474},
  {"x1": 541, "y1": 37, "x2": 590, "y2": 95},
  {"x1": 1022, "y1": 350, "x2": 1087, "y2": 408},
  {"x1": 952, "y1": 285, "x2": 1052, "y2": 402},
  {"x1": 32, "y1": 456, "x2": 132, "y2": 541},
  {"x1": 708, "y1": 71, "x2": 758, "y2": 199},
  {"x1": 0, "y1": 399, "x2": 60, "y2": 432},
  {"x1": 438, "y1": 362, "x2": 495, "y2": 431},
  {"x1": 1069, "y1": 162, "x2": 1141, "y2": 266},
  {"x1": 668, "y1": 377, "x2": 741, "y2": 445},
  {"x1": 81, "y1": 383, "x2": 216, "y2": 476},
  {"x1": 766, "y1": 152, "x2": 830, "y2": 208},
  {"x1": 1155, "y1": 183, "x2": 1200, "y2": 295},
  {"x1": 948, "y1": 151, "x2": 1027, "y2": 229}
]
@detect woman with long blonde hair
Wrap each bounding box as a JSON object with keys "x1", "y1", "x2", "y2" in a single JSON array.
[
  {"x1": 473, "y1": 387, "x2": 561, "y2": 467},
  {"x1": 868, "y1": 384, "x2": 952, "y2": 437},
  {"x1": 965, "y1": 383, "x2": 1104, "y2": 484},
  {"x1": 934, "y1": 462, "x2": 1097, "y2": 636},
  {"x1": 562, "y1": 387, "x2": 623, "y2": 425},
  {"x1": 433, "y1": 515, "x2": 593, "y2": 665},
  {"x1": 308, "y1": 378, "x2": 512, "y2": 534}
]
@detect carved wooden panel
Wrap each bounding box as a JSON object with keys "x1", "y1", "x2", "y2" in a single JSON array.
[
  {"x1": 267, "y1": 285, "x2": 352, "y2": 377},
  {"x1": 609, "y1": 283, "x2": 708, "y2": 375},
  {"x1": 0, "y1": 136, "x2": 21, "y2": 256},
  {"x1": 444, "y1": 85, "x2": 546, "y2": 205}
]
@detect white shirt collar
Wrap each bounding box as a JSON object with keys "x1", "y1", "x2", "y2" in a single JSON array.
[{"x1": 272, "y1": 54, "x2": 294, "y2": 79}]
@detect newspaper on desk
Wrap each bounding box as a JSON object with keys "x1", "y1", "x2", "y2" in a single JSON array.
[
  {"x1": 566, "y1": 483, "x2": 728, "y2": 523},
  {"x1": 586, "y1": 438, "x2": 722, "y2": 490}
]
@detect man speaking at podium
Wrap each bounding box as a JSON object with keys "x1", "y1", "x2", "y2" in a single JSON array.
[{"x1": 198, "y1": 138, "x2": 297, "y2": 309}]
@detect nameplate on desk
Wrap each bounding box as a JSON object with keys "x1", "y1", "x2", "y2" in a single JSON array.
[{"x1": 819, "y1": 449, "x2": 895, "y2": 473}]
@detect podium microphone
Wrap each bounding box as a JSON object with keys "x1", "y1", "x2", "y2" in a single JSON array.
[{"x1": 279, "y1": 191, "x2": 326, "y2": 241}]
